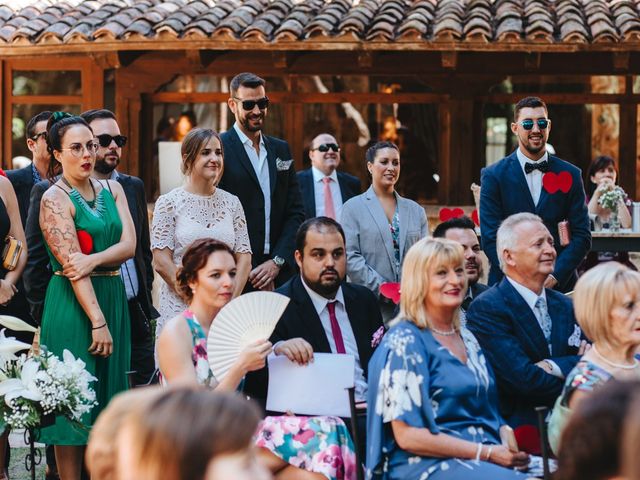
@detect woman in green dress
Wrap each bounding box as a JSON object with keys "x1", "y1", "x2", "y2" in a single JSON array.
[{"x1": 39, "y1": 113, "x2": 136, "y2": 480}]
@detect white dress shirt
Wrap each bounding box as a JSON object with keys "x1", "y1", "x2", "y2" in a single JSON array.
[
  {"x1": 233, "y1": 123, "x2": 271, "y2": 255},
  {"x1": 312, "y1": 167, "x2": 344, "y2": 222},
  {"x1": 506, "y1": 276, "x2": 563, "y2": 378},
  {"x1": 300, "y1": 277, "x2": 367, "y2": 400},
  {"x1": 516, "y1": 148, "x2": 549, "y2": 206}
]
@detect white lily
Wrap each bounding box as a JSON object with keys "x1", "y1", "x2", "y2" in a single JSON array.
[
  {"x1": 0, "y1": 358, "x2": 43, "y2": 405},
  {"x1": 0, "y1": 315, "x2": 37, "y2": 333},
  {"x1": 0, "y1": 329, "x2": 32, "y2": 364}
]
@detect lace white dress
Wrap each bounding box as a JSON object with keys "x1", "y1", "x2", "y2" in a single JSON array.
[{"x1": 151, "y1": 187, "x2": 251, "y2": 340}]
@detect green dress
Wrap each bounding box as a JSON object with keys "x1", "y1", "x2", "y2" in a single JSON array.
[{"x1": 40, "y1": 185, "x2": 130, "y2": 445}]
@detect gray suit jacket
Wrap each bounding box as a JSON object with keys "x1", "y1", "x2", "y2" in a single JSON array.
[{"x1": 341, "y1": 185, "x2": 428, "y2": 295}]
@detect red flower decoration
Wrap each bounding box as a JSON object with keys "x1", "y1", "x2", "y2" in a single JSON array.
[
  {"x1": 380, "y1": 282, "x2": 401, "y2": 305},
  {"x1": 542, "y1": 171, "x2": 572, "y2": 194},
  {"x1": 77, "y1": 230, "x2": 94, "y2": 254},
  {"x1": 439, "y1": 207, "x2": 465, "y2": 222},
  {"x1": 471, "y1": 209, "x2": 480, "y2": 227}
]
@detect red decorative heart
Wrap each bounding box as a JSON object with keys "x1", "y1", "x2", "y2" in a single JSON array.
[
  {"x1": 77, "y1": 230, "x2": 94, "y2": 255},
  {"x1": 542, "y1": 171, "x2": 572, "y2": 194},
  {"x1": 471, "y1": 209, "x2": 479, "y2": 226},
  {"x1": 439, "y1": 207, "x2": 465, "y2": 222},
  {"x1": 380, "y1": 282, "x2": 401, "y2": 305}
]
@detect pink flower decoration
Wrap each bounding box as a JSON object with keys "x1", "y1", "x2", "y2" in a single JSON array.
[
  {"x1": 371, "y1": 326, "x2": 385, "y2": 348},
  {"x1": 293, "y1": 428, "x2": 315, "y2": 445}
]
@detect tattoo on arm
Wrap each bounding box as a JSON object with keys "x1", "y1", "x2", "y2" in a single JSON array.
[{"x1": 40, "y1": 196, "x2": 79, "y2": 264}]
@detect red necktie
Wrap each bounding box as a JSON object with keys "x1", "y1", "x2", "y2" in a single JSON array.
[
  {"x1": 326, "y1": 301, "x2": 346, "y2": 354},
  {"x1": 322, "y1": 177, "x2": 336, "y2": 220}
]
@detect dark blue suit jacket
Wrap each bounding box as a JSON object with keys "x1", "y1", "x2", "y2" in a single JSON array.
[
  {"x1": 480, "y1": 151, "x2": 591, "y2": 290},
  {"x1": 466, "y1": 278, "x2": 581, "y2": 427},
  {"x1": 297, "y1": 168, "x2": 362, "y2": 219},
  {"x1": 219, "y1": 128, "x2": 304, "y2": 283}
]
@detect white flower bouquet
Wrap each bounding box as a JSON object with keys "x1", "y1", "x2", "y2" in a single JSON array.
[
  {"x1": 597, "y1": 184, "x2": 627, "y2": 212},
  {"x1": 0, "y1": 316, "x2": 97, "y2": 430}
]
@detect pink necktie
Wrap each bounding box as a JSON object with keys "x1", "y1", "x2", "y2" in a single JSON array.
[
  {"x1": 322, "y1": 177, "x2": 336, "y2": 220},
  {"x1": 326, "y1": 301, "x2": 346, "y2": 354}
]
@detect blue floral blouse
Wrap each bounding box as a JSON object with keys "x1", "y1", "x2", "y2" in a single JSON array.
[{"x1": 366, "y1": 320, "x2": 527, "y2": 480}]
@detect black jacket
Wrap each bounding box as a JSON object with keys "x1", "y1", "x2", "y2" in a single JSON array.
[
  {"x1": 6, "y1": 165, "x2": 35, "y2": 227},
  {"x1": 296, "y1": 168, "x2": 362, "y2": 220}
]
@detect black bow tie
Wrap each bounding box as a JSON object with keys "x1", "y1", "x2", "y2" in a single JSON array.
[{"x1": 524, "y1": 160, "x2": 550, "y2": 174}]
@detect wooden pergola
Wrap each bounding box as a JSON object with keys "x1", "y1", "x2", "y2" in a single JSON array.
[{"x1": 2, "y1": 0, "x2": 640, "y2": 204}]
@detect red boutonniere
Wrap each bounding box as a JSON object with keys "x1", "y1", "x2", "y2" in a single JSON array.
[
  {"x1": 542, "y1": 171, "x2": 572, "y2": 194},
  {"x1": 439, "y1": 207, "x2": 465, "y2": 222},
  {"x1": 380, "y1": 282, "x2": 401, "y2": 305},
  {"x1": 77, "y1": 230, "x2": 94, "y2": 254}
]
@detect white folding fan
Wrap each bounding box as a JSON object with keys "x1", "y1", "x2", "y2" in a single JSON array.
[{"x1": 207, "y1": 291, "x2": 290, "y2": 381}]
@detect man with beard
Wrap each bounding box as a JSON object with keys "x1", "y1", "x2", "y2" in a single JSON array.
[
  {"x1": 219, "y1": 72, "x2": 304, "y2": 291},
  {"x1": 480, "y1": 96, "x2": 590, "y2": 292},
  {"x1": 432, "y1": 215, "x2": 488, "y2": 322},
  {"x1": 297, "y1": 133, "x2": 361, "y2": 221},
  {"x1": 23, "y1": 109, "x2": 158, "y2": 387}
]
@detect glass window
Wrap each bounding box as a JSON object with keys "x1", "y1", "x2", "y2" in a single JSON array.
[{"x1": 12, "y1": 70, "x2": 82, "y2": 96}]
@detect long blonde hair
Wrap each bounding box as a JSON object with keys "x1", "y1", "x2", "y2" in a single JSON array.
[{"x1": 398, "y1": 237, "x2": 466, "y2": 329}]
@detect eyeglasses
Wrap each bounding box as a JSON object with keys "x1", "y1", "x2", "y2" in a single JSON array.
[
  {"x1": 30, "y1": 131, "x2": 47, "y2": 142},
  {"x1": 311, "y1": 143, "x2": 340, "y2": 153},
  {"x1": 233, "y1": 96, "x2": 269, "y2": 111},
  {"x1": 518, "y1": 118, "x2": 550, "y2": 130},
  {"x1": 96, "y1": 134, "x2": 127, "y2": 148},
  {"x1": 60, "y1": 142, "x2": 99, "y2": 158}
]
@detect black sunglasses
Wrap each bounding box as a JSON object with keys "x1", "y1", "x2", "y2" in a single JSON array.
[
  {"x1": 96, "y1": 134, "x2": 127, "y2": 148},
  {"x1": 518, "y1": 118, "x2": 550, "y2": 131},
  {"x1": 312, "y1": 143, "x2": 340, "y2": 153},
  {"x1": 234, "y1": 96, "x2": 269, "y2": 111},
  {"x1": 30, "y1": 131, "x2": 47, "y2": 142}
]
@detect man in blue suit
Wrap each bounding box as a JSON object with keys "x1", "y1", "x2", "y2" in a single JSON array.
[
  {"x1": 467, "y1": 213, "x2": 587, "y2": 428},
  {"x1": 297, "y1": 133, "x2": 361, "y2": 222},
  {"x1": 480, "y1": 96, "x2": 590, "y2": 292}
]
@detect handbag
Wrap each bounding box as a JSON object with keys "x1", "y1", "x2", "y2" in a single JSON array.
[{"x1": 2, "y1": 236, "x2": 23, "y2": 271}]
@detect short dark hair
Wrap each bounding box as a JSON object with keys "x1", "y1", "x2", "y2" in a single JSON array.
[
  {"x1": 514, "y1": 96, "x2": 547, "y2": 122},
  {"x1": 295, "y1": 217, "x2": 345, "y2": 256},
  {"x1": 46, "y1": 112, "x2": 92, "y2": 179},
  {"x1": 176, "y1": 239, "x2": 235, "y2": 303},
  {"x1": 586, "y1": 155, "x2": 617, "y2": 197},
  {"x1": 229, "y1": 72, "x2": 265, "y2": 97},
  {"x1": 365, "y1": 141, "x2": 400, "y2": 164},
  {"x1": 81, "y1": 109, "x2": 117, "y2": 124},
  {"x1": 432, "y1": 216, "x2": 477, "y2": 238},
  {"x1": 26, "y1": 111, "x2": 53, "y2": 140},
  {"x1": 555, "y1": 380, "x2": 640, "y2": 480}
]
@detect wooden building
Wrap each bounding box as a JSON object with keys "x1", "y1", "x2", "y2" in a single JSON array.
[{"x1": 3, "y1": 0, "x2": 640, "y2": 205}]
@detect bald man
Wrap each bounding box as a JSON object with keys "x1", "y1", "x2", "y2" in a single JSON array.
[{"x1": 297, "y1": 133, "x2": 361, "y2": 222}]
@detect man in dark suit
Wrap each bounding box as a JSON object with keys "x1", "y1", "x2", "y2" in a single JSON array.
[
  {"x1": 432, "y1": 215, "x2": 488, "y2": 320},
  {"x1": 23, "y1": 109, "x2": 158, "y2": 387},
  {"x1": 480, "y1": 96, "x2": 590, "y2": 292},
  {"x1": 297, "y1": 133, "x2": 361, "y2": 221},
  {"x1": 218, "y1": 72, "x2": 304, "y2": 291},
  {"x1": 467, "y1": 213, "x2": 587, "y2": 429},
  {"x1": 7, "y1": 110, "x2": 52, "y2": 226}
]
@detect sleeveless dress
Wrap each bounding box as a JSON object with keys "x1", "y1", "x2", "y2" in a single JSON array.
[
  {"x1": 178, "y1": 310, "x2": 358, "y2": 480},
  {"x1": 39, "y1": 184, "x2": 131, "y2": 445}
]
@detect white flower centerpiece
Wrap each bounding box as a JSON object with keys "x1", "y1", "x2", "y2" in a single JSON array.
[
  {"x1": 0, "y1": 315, "x2": 97, "y2": 430},
  {"x1": 597, "y1": 184, "x2": 628, "y2": 231}
]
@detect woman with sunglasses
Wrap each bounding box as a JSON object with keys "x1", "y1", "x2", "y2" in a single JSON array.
[
  {"x1": 152, "y1": 127, "x2": 251, "y2": 343},
  {"x1": 341, "y1": 141, "x2": 428, "y2": 323},
  {"x1": 38, "y1": 112, "x2": 136, "y2": 480}
]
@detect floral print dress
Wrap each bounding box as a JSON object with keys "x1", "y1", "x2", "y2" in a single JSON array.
[
  {"x1": 366, "y1": 321, "x2": 527, "y2": 480},
  {"x1": 180, "y1": 310, "x2": 358, "y2": 480}
]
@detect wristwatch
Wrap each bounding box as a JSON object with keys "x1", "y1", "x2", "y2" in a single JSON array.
[{"x1": 272, "y1": 256, "x2": 286, "y2": 268}]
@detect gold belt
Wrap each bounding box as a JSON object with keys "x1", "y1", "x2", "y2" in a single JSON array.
[{"x1": 54, "y1": 270, "x2": 120, "y2": 277}]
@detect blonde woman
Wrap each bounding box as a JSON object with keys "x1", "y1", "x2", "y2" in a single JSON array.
[
  {"x1": 366, "y1": 238, "x2": 531, "y2": 480},
  {"x1": 548, "y1": 262, "x2": 640, "y2": 453},
  {"x1": 152, "y1": 128, "x2": 251, "y2": 340}
]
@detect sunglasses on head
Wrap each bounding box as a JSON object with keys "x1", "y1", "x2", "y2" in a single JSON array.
[
  {"x1": 312, "y1": 143, "x2": 340, "y2": 153},
  {"x1": 30, "y1": 131, "x2": 47, "y2": 142},
  {"x1": 518, "y1": 118, "x2": 550, "y2": 130},
  {"x1": 234, "y1": 96, "x2": 269, "y2": 111},
  {"x1": 96, "y1": 134, "x2": 127, "y2": 148}
]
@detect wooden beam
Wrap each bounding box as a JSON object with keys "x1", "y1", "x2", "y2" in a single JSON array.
[
  {"x1": 619, "y1": 101, "x2": 637, "y2": 199},
  {"x1": 117, "y1": 50, "x2": 147, "y2": 67},
  {"x1": 613, "y1": 51, "x2": 630, "y2": 72},
  {"x1": 438, "y1": 101, "x2": 451, "y2": 204},
  {"x1": 480, "y1": 93, "x2": 639, "y2": 104},
  {"x1": 441, "y1": 51, "x2": 457, "y2": 69},
  {"x1": 89, "y1": 52, "x2": 121, "y2": 70},
  {"x1": 9, "y1": 95, "x2": 83, "y2": 104}
]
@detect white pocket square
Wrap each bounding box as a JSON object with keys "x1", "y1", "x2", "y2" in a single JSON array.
[
  {"x1": 567, "y1": 325, "x2": 581, "y2": 347},
  {"x1": 276, "y1": 158, "x2": 293, "y2": 171}
]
